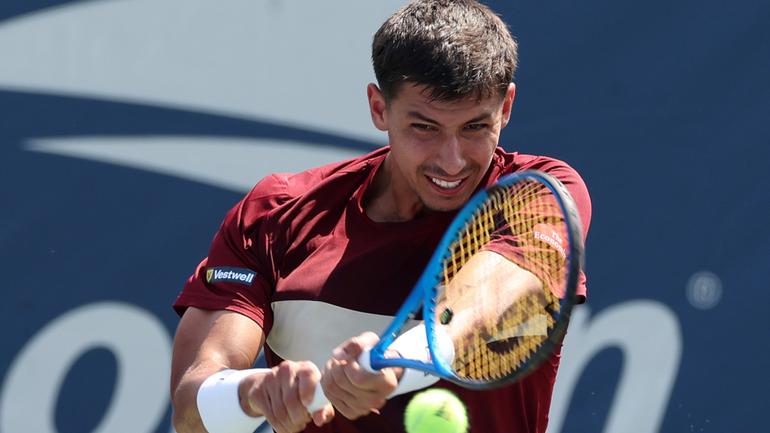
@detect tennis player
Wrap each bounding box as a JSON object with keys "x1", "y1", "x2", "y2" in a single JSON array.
[{"x1": 170, "y1": 1, "x2": 592, "y2": 432}]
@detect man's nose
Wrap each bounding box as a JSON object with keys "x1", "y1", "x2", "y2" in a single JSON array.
[{"x1": 436, "y1": 134, "x2": 466, "y2": 176}]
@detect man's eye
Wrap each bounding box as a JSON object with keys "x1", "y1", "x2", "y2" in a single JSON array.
[
  {"x1": 465, "y1": 123, "x2": 489, "y2": 131},
  {"x1": 411, "y1": 123, "x2": 435, "y2": 131}
]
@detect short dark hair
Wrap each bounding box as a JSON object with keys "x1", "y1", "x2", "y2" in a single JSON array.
[{"x1": 372, "y1": 0, "x2": 518, "y2": 102}]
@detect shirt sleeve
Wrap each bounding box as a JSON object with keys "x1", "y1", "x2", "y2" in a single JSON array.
[
  {"x1": 485, "y1": 160, "x2": 592, "y2": 302},
  {"x1": 172, "y1": 174, "x2": 288, "y2": 331},
  {"x1": 545, "y1": 161, "x2": 592, "y2": 301}
]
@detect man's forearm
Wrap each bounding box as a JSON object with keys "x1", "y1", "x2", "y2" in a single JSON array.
[{"x1": 172, "y1": 374, "x2": 209, "y2": 433}]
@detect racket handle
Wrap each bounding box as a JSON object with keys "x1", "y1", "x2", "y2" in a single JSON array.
[
  {"x1": 256, "y1": 325, "x2": 452, "y2": 426},
  {"x1": 305, "y1": 345, "x2": 402, "y2": 415},
  {"x1": 358, "y1": 346, "x2": 376, "y2": 373},
  {"x1": 264, "y1": 324, "x2": 454, "y2": 420},
  {"x1": 359, "y1": 324, "x2": 447, "y2": 398},
  {"x1": 306, "y1": 347, "x2": 377, "y2": 413},
  {"x1": 305, "y1": 383, "x2": 330, "y2": 413}
]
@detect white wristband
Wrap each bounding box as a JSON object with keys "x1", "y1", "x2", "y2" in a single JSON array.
[{"x1": 196, "y1": 368, "x2": 271, "y2": 433}]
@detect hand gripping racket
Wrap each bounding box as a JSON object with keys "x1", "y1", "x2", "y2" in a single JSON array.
[{"x1": 302, "y1": 169, "x2": 585, "y2": 411}]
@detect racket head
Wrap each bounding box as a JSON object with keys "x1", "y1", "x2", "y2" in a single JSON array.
[
  {"x1": 367, "y1": 170, "x2": 584, "y2": 389},
  {"x1": 422, "y1": 170, "x2": 584, "y2": 389}
]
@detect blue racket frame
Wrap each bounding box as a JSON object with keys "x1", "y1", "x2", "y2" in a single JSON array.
[{"x1": 366, "y1": 170, "x2": 584, "y2": 389}]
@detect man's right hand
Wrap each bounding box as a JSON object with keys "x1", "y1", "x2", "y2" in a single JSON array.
[
  {"x1": 239, "y1": 360, "x2": 335, "y2": 433},
  {"x1": 320, "y1": 332, "x2": 402, "y2": 420}
]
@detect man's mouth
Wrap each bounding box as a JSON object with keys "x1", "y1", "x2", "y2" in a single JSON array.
[
  {"x1": 426, "y1": 175, "x2": 469, "y2": 194},
  {"x1": 430, "y1": 177, "x2": 463, "y2": 189}
]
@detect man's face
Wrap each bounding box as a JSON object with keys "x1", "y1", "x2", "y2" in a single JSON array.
[{"x1": 369, "y1": 83, "x2": 515, "y2": 213}]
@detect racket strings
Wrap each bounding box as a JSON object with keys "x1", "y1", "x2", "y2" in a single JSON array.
[{"x1": 436, "y1": 179, "x2": 568, "y2": 382}]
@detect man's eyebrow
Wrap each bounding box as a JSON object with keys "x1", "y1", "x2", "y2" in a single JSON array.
[
  {"x1": 406, "y1": 111, "x2": 494, "y2": 125},
  {"x1": 407, "y1": 111, "x2": 440, "y2": 125},
  {"x1": 465, "y1": 112, "x2": 495, "y2": 124}
]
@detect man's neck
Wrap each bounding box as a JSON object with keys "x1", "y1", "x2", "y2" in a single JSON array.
[{"x1": 363, "y1": 155, "x2": 425, "y2": 222}]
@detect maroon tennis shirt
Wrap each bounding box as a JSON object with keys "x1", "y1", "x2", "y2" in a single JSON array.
[{"x1": 174, "y1": 146, "x2": 592, "y2": 433}]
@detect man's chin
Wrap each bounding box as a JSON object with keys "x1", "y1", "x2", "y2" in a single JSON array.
[{"x1": 420, "y1": 194, "x2": 469, "y2": 213}]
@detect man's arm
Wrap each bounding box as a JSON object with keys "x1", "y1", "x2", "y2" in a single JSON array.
[
  {"x1": 170, "y1": 307, "x2": 332, "y2": 433},
  {"x1": 441, "y1": 250, "x2": 544, "y2": 340},
  {"x1": 170, "y1": 307, "x2": 263, "y2": 432}
]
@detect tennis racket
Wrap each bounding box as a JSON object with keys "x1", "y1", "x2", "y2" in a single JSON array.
[{"x1": 302, "y1": 169, "x2": 584, "y2": 412}]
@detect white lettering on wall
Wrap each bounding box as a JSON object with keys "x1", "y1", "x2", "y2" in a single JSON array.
[
  {"x1": 0, "y1": 302, "x2": 171, "y2": 433},
  {"x1": 548, "y1": 300, "x2": 682, "y2": 433}
]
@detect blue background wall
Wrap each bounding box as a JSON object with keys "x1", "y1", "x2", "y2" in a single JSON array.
[{"x1": 1, "y1": 1, "x2": 768, "y2": 432}]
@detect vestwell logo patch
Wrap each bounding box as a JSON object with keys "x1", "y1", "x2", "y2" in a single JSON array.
[{"x1": 205, "y1": 267, "x2": 256, "y2": 285}]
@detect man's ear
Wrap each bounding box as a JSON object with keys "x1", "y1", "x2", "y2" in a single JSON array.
[
  {"x1": 367, "y1": 83, "x2": 388, "y2": 131},
  {"x1": 500, "y1": 83, "x2": 516, "y2": 128}
]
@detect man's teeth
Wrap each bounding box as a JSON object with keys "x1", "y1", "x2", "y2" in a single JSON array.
[{"x1": 431, "y1": 177, "x2": 462, "y2": 189}]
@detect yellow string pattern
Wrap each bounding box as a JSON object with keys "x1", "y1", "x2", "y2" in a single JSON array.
[{"x1": 436, "y1": 179, "x2": 569, "y2": 382}]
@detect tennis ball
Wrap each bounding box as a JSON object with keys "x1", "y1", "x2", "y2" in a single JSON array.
[{"x1": 404, "y1": 388, "x2": 468, "y2": 433}]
